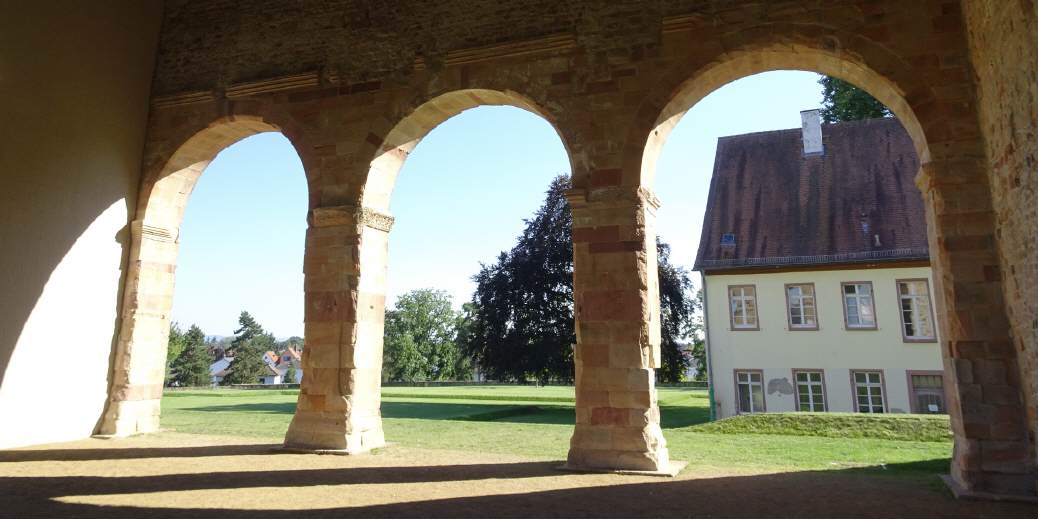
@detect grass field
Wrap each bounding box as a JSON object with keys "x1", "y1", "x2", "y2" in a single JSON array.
[{"x1": 162, "y1": 386, "x2": 952, "y2": 478}]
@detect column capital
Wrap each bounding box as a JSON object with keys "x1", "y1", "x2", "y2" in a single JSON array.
[{"x1": 309, "y1": 205, "x2": 395, "y2": 232}]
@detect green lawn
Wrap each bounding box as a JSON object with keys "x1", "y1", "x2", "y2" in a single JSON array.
[{"x1": 161, "y1": 387, "x2": 951, "y2": 477}]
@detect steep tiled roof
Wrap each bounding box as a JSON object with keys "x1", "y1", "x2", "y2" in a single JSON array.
[{"x1": 694, "y1": 117, "x2": 928, "y2": 271}]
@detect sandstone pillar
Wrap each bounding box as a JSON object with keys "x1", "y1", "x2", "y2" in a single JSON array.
[
  {"x1": 283, "y1": 205, "x2": 392, "y2": 453},
  {"x1": 920, "y1": 162, "x2": 1038, "y2": 496},
  {"x1": 565, "y1": 185, "x2": 670, "y2": 472},
  {"x1": 97, "y1": 220, "x2": 178, "y2": 436}
]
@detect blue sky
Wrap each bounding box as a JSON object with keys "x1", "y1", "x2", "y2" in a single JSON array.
[{"x1": 172, "y1": 71, "x2": 825, "y2": 337}]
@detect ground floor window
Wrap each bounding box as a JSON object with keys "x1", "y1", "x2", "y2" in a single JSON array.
[
  {"x1": 735, "y1": 370, "x2": 765, "y2": 413},
  {"x1": 908, "y1": 372, "x2": 946, "y2": 414},
  {"x1": 794, "y1": 370, "x2": 826, "y2": 412},
  {"x1": 852, "y1": 370, "x2": 885, "y2": 413}
]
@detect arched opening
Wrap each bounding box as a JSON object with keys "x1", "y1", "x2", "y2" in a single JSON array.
[
  {"x1": 284, "y1": 88, "x2": 575, "y2": 453},
  {"x1": 614, "y1": 45, "x2": 1022, "y2": 489},
  {"x1": 98, "y1": 116, "x2": 308, "y2": 437}
]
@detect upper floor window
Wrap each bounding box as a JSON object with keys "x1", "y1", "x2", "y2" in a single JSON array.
[
  {"x1": 728, "y1": 285, "x2": 758, "y2": 330},
  {"x1": 897, "y1": 279, "x2": 936, "y2": 341},
  {"x1": 785, "y1": 283, "x2": 817, "y2": 329},
  {"x1": 842, "y1": 282, "x2": 876, "y2": 329}
]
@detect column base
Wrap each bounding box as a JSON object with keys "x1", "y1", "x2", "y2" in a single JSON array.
[
  {"x1": 559, "y1": 459, "x2": 686, "y2": 477},
  {"x1": 283, "y1": 410, "x2": 385, "y2": 454},
  {"x1": 95, "y1": 398, "x2": 161, "y2": 437},
  {"x1": 941, "y1": 474, "x2": 1038, "y2": 503}
]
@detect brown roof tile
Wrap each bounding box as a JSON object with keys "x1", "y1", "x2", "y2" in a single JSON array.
[{"x1": 694, "y1": 117, "x2": 928, "y2": 271}]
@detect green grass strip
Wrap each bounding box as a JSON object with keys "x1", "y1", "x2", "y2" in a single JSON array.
[{"x1": 686, "y1": 412, "x2": 952, "y2": 443}]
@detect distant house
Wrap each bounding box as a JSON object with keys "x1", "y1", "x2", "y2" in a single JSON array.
[
  {"x1": 696, "y1": 111, "x2": 945, "y2": 419},
  {"x1": 259, "y1": 364, "x2": 283, "y2": 385},
  {"x1": 209, "y1": 356, "x2": 232, "y2": 385},
  {"x1": 209, "y1": 347, "x2": 304, "y2": 385},
  {"x1": 275, "y1": 347, "x2": 303, "y2": 383}
]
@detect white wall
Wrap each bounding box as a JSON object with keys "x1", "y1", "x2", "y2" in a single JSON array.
[
  {"x1": 0, "y1": 2, "x2": 163, "y2": 448},
  {"x1": 704, "y1": 266, "x2": 944, "y2": 418}
]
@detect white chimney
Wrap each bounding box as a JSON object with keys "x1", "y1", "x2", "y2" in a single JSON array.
[{"x1": 801, "y1": 109, "x2": 824, "y2": 156}]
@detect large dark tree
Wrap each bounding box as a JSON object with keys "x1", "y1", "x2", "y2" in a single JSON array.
[
  {"x1": 171, "y1": 324, "x2": 212, "y2": 386},
  {"x1": 818, "y1": 76, "x2": 891, "y2": 123},
  {"x1": 462, "y1": 175, "x2": 697, "y2": 383},
  {"x1": 223, "y1": 311, "x2": 274, "y2": 385},
  {"x1": 657, "y1": 242, "x2": 700, "y2": 382}
]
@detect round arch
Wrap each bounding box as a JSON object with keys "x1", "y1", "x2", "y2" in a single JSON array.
[
  {"x1": 636, "y1": 42, "x2": 932, "y2": 190},
  {"x1": 98, "y1": 114, "x2": 306, "y2": 437},
  {"x1": 361, "y1": 88, "x2": 573, "y2": 213}
]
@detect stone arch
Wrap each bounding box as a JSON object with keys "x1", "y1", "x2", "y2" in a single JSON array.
[
  {"x1": 361, "y1": 88, "x2": 572, "y2": 213},
  {"x1": 635, "y1": 42, "x2": 931, "y2": 190},
  {"x1": 282, "y1": 87, "x2": 575, "y2": 453},
  {"x1": 98, "y1": 114, "x2": 305, "y2": 437},
  {"x1": 601, "y1": 32, "x2": 1035, "y2": 494}
]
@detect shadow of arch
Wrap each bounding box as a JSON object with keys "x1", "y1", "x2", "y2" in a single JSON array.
[
  {"x1": 97, "y1": 115, "x2": 308, "y2": 437},
  {"x1": 633, "y1": 40, "x2": 933, "y2": 190},
  {"x1": 361, "y1": 88, "x2": 575, "y2": 213}
]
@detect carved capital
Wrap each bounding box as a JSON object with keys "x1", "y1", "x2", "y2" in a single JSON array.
[
  {"x1": 309, "y1": 205, "x2": 394, "y2": 232},
  {"x1": 359, "y1": 207, "x2": 395, "y2": 232}
]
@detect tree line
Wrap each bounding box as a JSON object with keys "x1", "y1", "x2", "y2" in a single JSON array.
[{"x1": 165, "y1": 311, "x2": 303, "y2": 387}]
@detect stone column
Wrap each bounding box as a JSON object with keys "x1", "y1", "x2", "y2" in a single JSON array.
[
  {"x1": 283, "y1": 205, "x2": 392, "y2": 453},
  {"x1": 97, "y1": 220, "x2": 178, "y2": 436},
  {"x1": 565, "y1": 185, "x2": 671, "y2": 473},
  {"x1": 920, "y1": 162, "x2": 1038, "y2": 496}
]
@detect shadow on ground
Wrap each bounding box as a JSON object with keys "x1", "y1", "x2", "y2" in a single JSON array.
[
  {"x1": 183, "y1": 401, "x2": 710, "y2": 428},
  {"x1": 1, "y1": 453, "x2": 1033, "y2": 519}
]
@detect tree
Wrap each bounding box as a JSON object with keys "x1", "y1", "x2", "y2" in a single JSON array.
[
  {"x1": 818, "y1": 76, "x2": 891, "y2": 123},
  {"x1": 383, "y1": 289, "x2": 464, "y2": 381},
  {"x1": 463, "y1": 176, "x2": 575, "y2": 384},
  {"x1": 461, "y1": 175, "x2": 697, "y2": 383},
  {"x1": 656, "y1": 241, "x2": 701, "y2": 383},
  {"x1": 165, "y1": 322, "x2": 187, "y2": 385},
  {"x1": 222, "y1": 311, "x2": 274, "y2": 385},
  {"x1": 283, "y1": 363, "x2": 298, "y2": 384},
  {"x1": 171, "y1": 324, "x2": 212, "y2": 386}
]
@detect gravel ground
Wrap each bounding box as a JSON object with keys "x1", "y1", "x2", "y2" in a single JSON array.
[{"x1": 1, "y1": 432, "x2": 1033, "y2": 518}]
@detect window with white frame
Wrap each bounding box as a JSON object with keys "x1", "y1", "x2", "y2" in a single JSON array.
[
  {"x1": 735, "y1": 370, "x2": 765, "y2": 413},
  {"x1": 897, "y1": 280, "x2": 935, "y2": 341},
  {"x1": 852, "y1": 371, "x2": 885, "y2": 413},
  {"x1": 842, "y1": 282, "x2": 876, "y2": 328},
  {"x1": 794, "y1": 371, "x2": 826, "y2": 411},
  {"x1": 729, "y1": 285, "x2": 758, "y2": 329},
  {"x1": 786, "y1": 283, "x2": 817, "y2": 329}
]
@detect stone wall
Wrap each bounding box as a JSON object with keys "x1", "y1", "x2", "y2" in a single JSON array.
[
  {"x1": 963, "y1": 0, "x2": 1038, "y2": 468},
  {"x1": 95, "y1": 0, "x2": 1038, "y2": 496}
]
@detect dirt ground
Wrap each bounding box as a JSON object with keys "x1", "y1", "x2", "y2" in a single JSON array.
[{"x1": 0, "y1": 432, "x2": 1033, "y2": 518}]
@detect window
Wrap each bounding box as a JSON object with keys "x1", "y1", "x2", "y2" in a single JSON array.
[
  {"x1": 735, "y1": 370, "x2": 765, "y2": 413},
  {"x1": 897, "y1": 280, "x2": 936, "y2": 341},
  {"x1": 852, "y1": 371, "x2": 886, "y2": 413},
  {"x1": 794, "y1": 370, "x2": 827, "y2": 411},
  {"x1": 785, "y1": 283, "x2": 817, "y2": 329},
  {"x1": 908, "y1": 372, "x2": 946, "y2": 414},
  {"x1": 728, "y1": 285, "x2": 759, "y2": 330},
  {"x1": 842, "y1": 282, "x2": 876, "y2": 329}
]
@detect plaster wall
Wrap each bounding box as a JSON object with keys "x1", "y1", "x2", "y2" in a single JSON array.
[
  {"x1": 704, "y1": 267, "x2": 944, "y2": 419},
  {"x1": 0, "y1": 1, "x2": 163, "y2": 448}
]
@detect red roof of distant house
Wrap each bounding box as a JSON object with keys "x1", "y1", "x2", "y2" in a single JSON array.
[{"x1": 694, "y1": 117, "x2": 927, "y2": 271}]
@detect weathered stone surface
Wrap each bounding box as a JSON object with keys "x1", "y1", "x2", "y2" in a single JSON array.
[{"x1": 97, "y1": 0, "x2": 1037, "y2": 496}]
